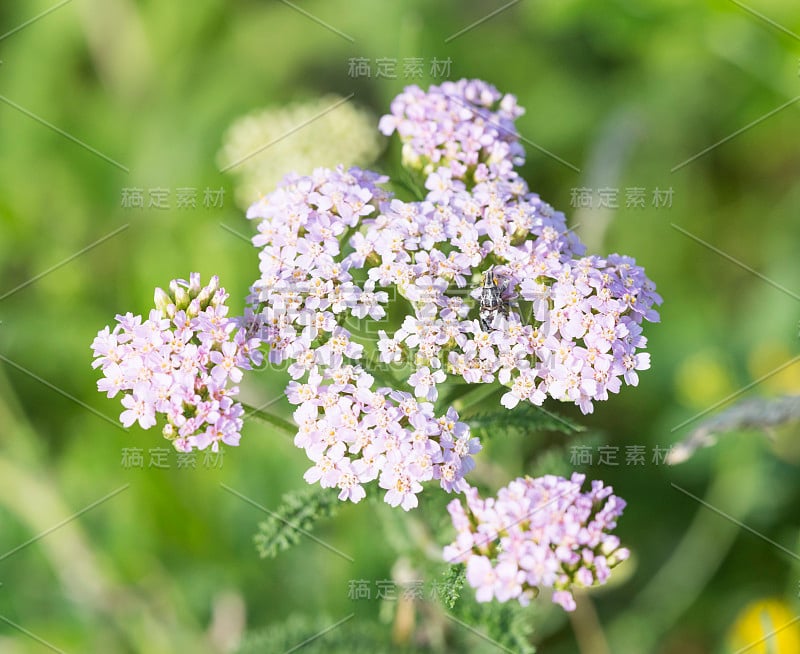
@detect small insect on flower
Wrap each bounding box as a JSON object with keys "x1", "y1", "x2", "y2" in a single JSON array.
[{"x1": 478, "y1": 265, "x2": 512, "y2": 331}]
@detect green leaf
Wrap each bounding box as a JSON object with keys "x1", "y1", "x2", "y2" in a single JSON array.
[
  {"x1": 484, "y1": 602, "x2": 537, "y2": 654},
  {"x1": 391, "y1": 167, "x2": 426, "y2": 202},
  {"x1": 254, "y1": 486, "x2": 340, "y2": 559},
  {"x1": 237, "y1": 614, "x2": 421, "y2": 654},
  {"x1": 451, "y1": 596, "x2": 538, "y2": 654},
  {"x1": 443, "y1": 565, "x2": 537, "y2": 653},
  {"x1": 237, "y1": 612, "x2": 514, "y2": 654},
  {"x1": 439, "y1": 565, "x2": 466, "y2": 610},
  {"x1": 467, "y1": 401, "x2": 584, "y2": 437}
]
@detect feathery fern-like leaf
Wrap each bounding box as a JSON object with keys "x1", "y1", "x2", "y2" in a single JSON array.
[
  {"x1": 438, "y1": 565, "x2": 465, "y2": 610},
  {"x1": 254, "y1": 486, "x2": 340, "y2": 559},
  {"x1": 467, "y1": 402, "x2": 583, "y2": 437}
]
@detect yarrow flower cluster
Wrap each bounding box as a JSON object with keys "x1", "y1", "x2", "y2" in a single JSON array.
[
  {"x1": 245, "y1": 166, "x2": 480, "y2": 508},
  {"x1": 443, "y1": 474, "x2": 629, "y2": 612},
  {"x1": 93, "y1": 78, "x2": 658, "y2": 610},
  {"x1": 361, "y1": 176, "x2": 661, "y2": 415},
  {"x1": 91, "y1": 274, "x2": 261, "y2": 452},
  {"x1": 241, "y1": 79, "x2": 660, "y2": 517},
  {"x1": 379, "y1": 79, "x2": 525, "y2": 184},
  {"x1": 292, "y1": 387, "x2": 481, "y2": 510},
  {"x1": 245, "y1": 99, "x2": 659, "y2": 419}
]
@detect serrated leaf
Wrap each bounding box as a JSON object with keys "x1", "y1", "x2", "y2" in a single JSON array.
[
  {"x1": 467, "y1": 401, "x2": 583, "y2": 436},
  {"x1": 439, "y1": 565, "x2": 466, "y2": 610},
  {"x1": 254, "y1": 486, "x2": 339, "y2": 559},
  {"x1": 237, "y1": 612, "x2": 508, "y2": 654},
  {"x1": 451, "y1": 597, "x2": 537, "y2": 654},
  {"x1": 236, "y1": 614, "x2": 419, "y2": 654}
]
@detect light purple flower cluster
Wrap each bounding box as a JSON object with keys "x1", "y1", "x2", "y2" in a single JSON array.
[
  {"x1": 241, "y1": 79, "x2": 659, "y2": 514},
  {"x1": 360, "y1": 175, "x2": 661, "y2": 414},
  {"x1": 245, "y1": 165, "x2": 392, "y2": 367},
  {"x1": 378, "y1": 78, "x2": 525, "y2": 183},
  {"x1": 367, "y1": 81, "x2": 662, "y2": 413},
  {"x1": 91, "y1": 274, "x2": 262, "y2": 452},
  {"x1": 290, "y1": 378, "x2": 481, "y2": 510},
  {"x1": 246, "y1": 166, "x2": 480, "y2": 509},
  {"x1": 443, "y1": 474, "x2": 629, "y2": 612},
  {"x1": 89, "y1": 78, "x2": 660, "y2": 613}
]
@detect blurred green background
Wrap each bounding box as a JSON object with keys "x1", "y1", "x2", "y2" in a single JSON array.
[{"x1": 1, "y1": 0, "x2": 800, "y2": 652}]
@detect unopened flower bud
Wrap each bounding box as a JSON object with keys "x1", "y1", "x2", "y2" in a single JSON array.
[
  {"x1": 173, "y1": 286, "x2": 190, "y2": 309},
  {"x1": 188, "y1": 272, "x2": 202, "y2": 294},
  {"x1": 154, "y1": 288, "x2": 171, "y2": 314}
]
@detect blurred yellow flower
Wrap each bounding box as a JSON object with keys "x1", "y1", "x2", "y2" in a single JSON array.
[
  {"x1": 674, "y1": 350, "x2": 736, "y2": 410},
  {"x1": 747, "y1": 342, "x2": 800, "y2": 395},
  {"x1": 218, "y1": 95, "x2": 385, "y2": 209},
  {"x1": 726, "y1": 598, "x2": 800, "y2": 654}
]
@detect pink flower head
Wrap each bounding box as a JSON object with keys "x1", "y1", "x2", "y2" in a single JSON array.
[
  {"x1": 91, "y1": 275, "x2": 261, "y2": 451},
  {"x1": 444, "y1": 474, "x2": 629, "y2": 611}
]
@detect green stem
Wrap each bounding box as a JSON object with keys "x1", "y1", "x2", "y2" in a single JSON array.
[
  {"x1": 241, "y1": 402, "x2": 296, "y2": 436},
  {"x1": 447, "y1": 383, "x2": 502, "y2": 417}
]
